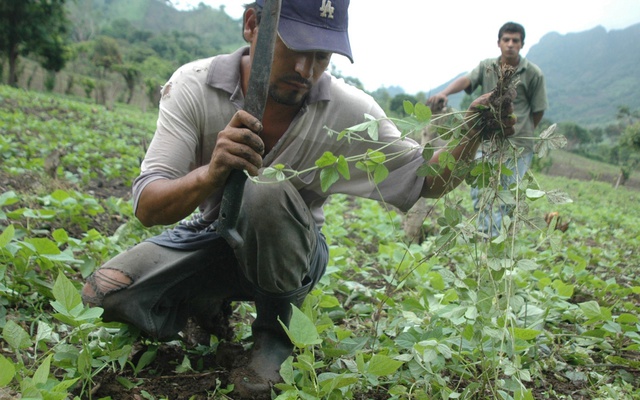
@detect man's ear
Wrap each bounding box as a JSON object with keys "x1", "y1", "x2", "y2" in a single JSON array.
[{"x1": 243, "y1": 8, "x2": 259, "y2": 42}]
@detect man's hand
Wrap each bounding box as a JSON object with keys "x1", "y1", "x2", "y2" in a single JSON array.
[
  {"x1": 136, "y1": 112, "x2": 266, "y2": 227},
  {"x1": 207, "y1": 110, "x2": 266, "y2": 188},
  {"x1": 426, "y1": 93, "x2": 448, "y2": 113},
  {"x1": 466, "y1": 89, "x2": 517, "y2": 140}
]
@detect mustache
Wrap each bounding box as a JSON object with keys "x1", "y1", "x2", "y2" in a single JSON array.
[{"x1": 281, "y1": 75, "x2": 311, "y2": 88}]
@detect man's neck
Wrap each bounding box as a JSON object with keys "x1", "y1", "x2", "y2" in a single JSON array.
[{"x1": 501, "y1": 55, "x2": 520, "y2": 67}]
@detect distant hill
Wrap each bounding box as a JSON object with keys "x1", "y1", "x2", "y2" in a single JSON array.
[
  {"x1": 67, "y1": 0, "x2": 244, "y2": 53},
  {"x1": 431, "y1": 23, "x2": 640, "y2": 127},
  {"x1": 27, "y1": 1, "x2": 640, "y2": 128}
]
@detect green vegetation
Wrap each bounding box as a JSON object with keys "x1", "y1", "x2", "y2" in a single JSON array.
[
  {"x1": 1, "y1": 85, "x2": 639, "y2": 399},
  {"x1": 1, "y1": 0, "x2": 244, "y2": 109},
  {"x1": 0, "y1": 0, "x2": 70, "y2": 87}
]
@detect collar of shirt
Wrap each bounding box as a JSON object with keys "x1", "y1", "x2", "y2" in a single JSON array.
[
  {"x1": 496, "y1": 55, "x2": 530, "y2": 74},
  {"x1": 205, "y1": 46, "x2": 332, "y2": 106}
]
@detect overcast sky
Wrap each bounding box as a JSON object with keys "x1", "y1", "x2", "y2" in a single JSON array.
[{"x1": 172, "y1": 0, "x2": 640, "y2": 94}]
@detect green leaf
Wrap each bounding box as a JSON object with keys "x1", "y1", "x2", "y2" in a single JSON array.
[
  {"x1": 51, "y1": 377, "x2": 80, "y2": 394},
  {"x1": 579, "y1": 301, "x2": 602, "y2": 319},
  {"x1": 174, "y1": 355, "x2": 193, "y2": 373},
  {"x1": 552, "y1": 281, "x2": 574, "y2": 298},
  {"x1": 525, "y1": 189, "x2": 546, "y2": 200},
  {"x1": 25, "y1": 237, "x2": 61, "y2": 255},
  {"x1": 279, "y1": 356, "x2": 295, "y2": 385},
  {"x1": 421, "y1": 146, "x2": 434, "y2": 162},
  {"x1": 0, "y1": 190, "x2": 19, "y2": 207},
  {"x1": 315, "y1": 151, "x2": 338, "y2": 168},
  {"x1": 373, "y1": 164, "x2": 389, "y2": 185},
  {"x1": 579, "y1": 301, "x2": 611, "y2": 323},
  {"x1": 52, "y1": 272, "x2": 82, "y2": 313},
  {"x1": 0, "y1": 355, "x2": 16, "y2": 386},
  {"x1": 0, "y1": 224, "x2": 15, "y2": 249},
  {"x1": 367, "y1": 150, "x2": 386, "y2": 164},
  {"x1": 320, "y1": 167, "x2": 340, "y2": 192},
  {"x1": 135, "y1": 345, "x2": 158, "y2": 375},
  {"x1": 512, "y1": 327, "x2": 542, "y2": 341},
  {"x1": 33, "y1": 354, "x2": 52, "y2": 386},
  {"x1": 618, "y1": 313, "x2": 639, "y2": 324},
  {"x1": 366, "y1": 354, "x2": 403, "y2": 377},
  {"x1": 282, "y1": 305, "x2": 322, "y2": 348},
  {"x1": 414, "y1": 102, "x2": 432, "y2": 122},
  {"x1": 367, "y1": 120, "x2": 379, "y2": 141},
  {"x1": 319, "y1": 295, "x2": 341, "y2": 308},
  {"x1": 403, "y1": 100, "x2": 414, "y2": 116},
  {"x1": 428, "y1": 271, "x2": 445, "y2": 291},
  {"x1": 416, "y1": 163, "x2": 440, "y2": 177},
  {"x1": 318, "y1": 372, "x2": 359, "y2": 393},
  {"x1": 336, "y1": 155, "x2": 350, "y2": 180},
  {"x1": 3, "y1": 320, "x2": 33, "y2": 350},
  {"x1": 116, "y1": 376, "x2": 138, "y2": 390},
  {"x1": 438, "y1": 151, "x2": 456, "y2": 170},
  {"x1": 262, "y1": 165, "x2": 288, "y2": 181}
]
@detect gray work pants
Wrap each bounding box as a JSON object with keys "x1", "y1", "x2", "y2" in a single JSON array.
[{"x1": 83, "y1": 179, "x2": 328, "y2": 339}]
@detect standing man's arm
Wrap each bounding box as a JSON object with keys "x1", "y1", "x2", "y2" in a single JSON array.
[
  {"x1": 426, "y1": 76, "x2": 472, "y2": 111},
  {"x1": 421, "y1": 91, "x2": 516, "y2": 198},
  {"x1": 532, "y1": 110, "x2": 544, "y2": 129}
]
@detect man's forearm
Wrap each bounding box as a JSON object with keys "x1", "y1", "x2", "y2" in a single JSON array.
[
  {"x1": 421, "y1": 131, "x2": 482, "y2": 198},
  {"x1": 441, "y1": 76, "x2": 472, "y2": 97},
  {"x1": 135, "y1": 166, "x2": 220, "y2": 227}
]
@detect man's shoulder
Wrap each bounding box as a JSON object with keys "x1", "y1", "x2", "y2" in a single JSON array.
[
  {"x1": 521, "y1": 57, "x2": 545, "y2": 77},
  {"x1": 328, "y1": 74, "x2": 371, "y2": 99},
  {"x1": 325, "y1": 74, "x2": 379, "y2": 112},
  {"x1": 468, "y1": 58, "x2": 500, "y2": 78},
  {"x1": 175, "y1": 56, "x2": 217, "y2": 74},
  {"x1": 478, "y1": 57, "x2": 500, "y2": 68},
  {"x1": 168, "y1": 48, "x2": 245, "y2": 95}
]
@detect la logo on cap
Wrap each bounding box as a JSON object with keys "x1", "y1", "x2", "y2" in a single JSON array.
[{"x1": 319, "y1": 0, "x2": 334, "y2": 19}]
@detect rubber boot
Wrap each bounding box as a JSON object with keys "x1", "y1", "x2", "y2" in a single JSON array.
[{"x1": 230, "y1": 278, "x2": 312, "y2": 399}]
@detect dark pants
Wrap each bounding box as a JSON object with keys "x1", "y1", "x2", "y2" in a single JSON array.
[{"x1": 82, "y1": 179, "x2": 328, "y2": 339}]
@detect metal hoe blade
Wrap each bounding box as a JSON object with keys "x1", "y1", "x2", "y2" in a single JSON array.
[{"x1": 217, "y1": 0, "x2": 281, "y2": 249}]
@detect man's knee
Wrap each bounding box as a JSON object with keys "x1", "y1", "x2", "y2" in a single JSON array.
[
  {"x1": 241, "y1": 180, "x2": 311, "y2": 231},
  {"x1": 82, "y1": 268, "x2": 133, "y2": 307}
]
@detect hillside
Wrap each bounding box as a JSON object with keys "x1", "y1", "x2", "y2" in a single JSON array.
[
  {"x1": 68, "y1": 0, "x2": 244, "y2": 51},
  {"x1": 6, "y1": 1, "x2": 640, "y2": 128},
  {"x1": 528, "y1": 24, "x2": 640, "y2": 126},
  {"x1": 432, "y1": 23, "x2": 640, "y2": 127}
]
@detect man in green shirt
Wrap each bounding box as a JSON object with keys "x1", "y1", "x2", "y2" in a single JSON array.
[{"x1": 428, "y1": 22, "x2": 548, "y2": 238}]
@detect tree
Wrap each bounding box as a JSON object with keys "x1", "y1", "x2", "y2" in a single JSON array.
[
  {"x1": 113, "y1": 63, "x2": 141, "y2": 104},
  {"x1": 612, "y1": 111, "x2": 640, "y2": 188},
  {"x1": 557, "y1": 122, "x2": 591, "y2": 150},
  {"x1": 389, "y1": 93, "x2": 418, "y2": 117},
  {"x1": 91, "y1": 36, "x2": 122, "y2": 105},
  {"x1": 0, "y1": 0, "x2": 70, "y2": 87}
]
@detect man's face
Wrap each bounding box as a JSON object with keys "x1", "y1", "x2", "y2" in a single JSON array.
[
  {"x1": 266, "y1": 35, "x2": 332, "y2": 107},
  {"x1": 498, "y1": 32, "x2": 523, "y2": 61}
]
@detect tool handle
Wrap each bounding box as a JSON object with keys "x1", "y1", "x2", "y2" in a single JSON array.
[
  {"x1": 217, "y1": 0, "x2": 281, "y2": 248},
  {"x1": 218, "y1": 169, "x2": 246, "y2": 248}
]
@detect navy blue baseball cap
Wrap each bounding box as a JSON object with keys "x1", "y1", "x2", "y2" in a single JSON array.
[{"x1": 256, "y1": 0, "x2": 353, "y2": 63}]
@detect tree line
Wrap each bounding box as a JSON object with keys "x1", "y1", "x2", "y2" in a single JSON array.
[
  {"x1": 1, "y1": 0, "x2": 638, "y2": 185},
  {"x1": 0, "y1": 0, "x2": 243, "y2": 108}
]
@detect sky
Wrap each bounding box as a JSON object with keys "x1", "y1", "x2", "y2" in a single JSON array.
[{"x1": 171, "y1": 0, "x2": 640, "y2": 94}]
